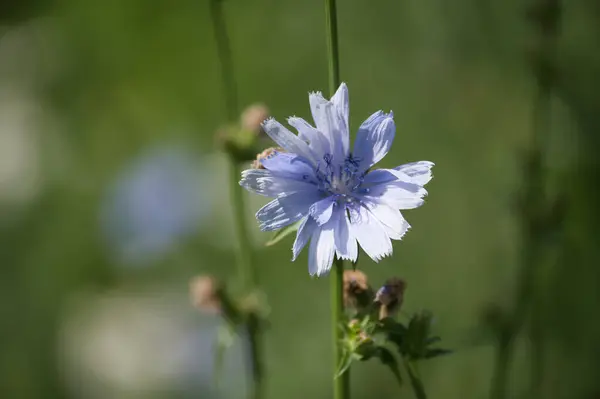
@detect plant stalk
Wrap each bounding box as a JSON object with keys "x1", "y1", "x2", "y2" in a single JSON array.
[
  {"x1": 332, "y1": 257, "x2": 349, "y2": 399},
  {"x1": 324, "y1": 0, "x2": 348, "y2": 397},
  {"x1": 210, "y1": 1, "x2": 261, "y2": 397}
]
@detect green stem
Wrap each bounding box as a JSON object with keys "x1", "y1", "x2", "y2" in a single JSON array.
[
  {"x1": 325, "y1": 0, "x2": 340, "y2": 95},
  {"x1": 332, "y1": 257, "x2": 349, "y2": 399},
  {"x1": 404, "y1": 358, "x2": 427, "y2": 399},
  {"x1": 210, "y1": 1, "x2": 261, "y2": 398},
  {"x1": 210, "y1": 0, "x2": 238, "y2": 121},
  {"x1": 325, "y1": 0, "x2": 346, "y2": 396},
  {"x1": 490, "y1": 335, "x2": 512, "y2": 399}
]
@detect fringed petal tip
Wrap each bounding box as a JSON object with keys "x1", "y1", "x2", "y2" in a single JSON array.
[{"x1": 260, "y1": 116, "x2": 276, "y2": 128}]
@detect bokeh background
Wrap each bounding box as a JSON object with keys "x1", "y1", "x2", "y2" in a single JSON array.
[{"x1": 1, "y1": 0, "x2": 599, "y2": 398}]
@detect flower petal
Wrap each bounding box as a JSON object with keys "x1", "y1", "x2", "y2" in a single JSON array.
[
  {"x1": 292, "y1": 216, "x2": 317, "y2": 261},
  {"x1": 334, "y1": 207, "x2": 358, "y2": 262},
  {"x1": 365, "y1": 202, "x2": 411, "y2": 240},
  {"x1": 394, "y1": 161, "x2": 434, "y2": 186},
  {"x1": 309, "y1": 92, "x2": 346, "y2": 161},
  {"x1": 361, "y1": 169, "x2": 427, "y2": 210},
  {"x1": 309, "y1": 196, "x2": 336, "y2": 226},
  {"x1": 262, "y1": 118, "x2": 315, "y2": 164},
  {"x1": 348, "y1": 204, "x2": 392, "y2": 262},
  {"x1": 240, "y1": 169, "x2": 316, "y2": 197},
  {"x1": 331, "y1": 83, "x2": 350, "y2": 156},
  {"x1": 353, "y1": 111, "x2": 395, "y2": 171},
  {"x1": 259, "y1": 151, "x2": 316, "y2": 181},
  {"x1": 308, "y1": 221, "x2": 336, "y2": 276},
  {"x1": 256, "y1": 191, "x2": 322, "y2": 231},
  {"x1": 287, "y1": 116, "x2": 330, "y2": 160}
]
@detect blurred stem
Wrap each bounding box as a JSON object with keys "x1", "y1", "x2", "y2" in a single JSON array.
[
  {"x1": 489, "y1": 1, "x2": 561, "y2": 398},
  {"x1": 210, "y1": 1, "x2": 262, "y2": 398},
  {"x1": 210, "y1": 0, "x2": 238, "y2": 121},
  {"x1": 332, "y1": 257, "x2": 349, "y2": 399},
  {"x1": 490, "y1": 334, "x2": 511, "y2": 399},
  {"x1": 325, "y1": 0, "x2": 347, "y2": 397},
  {"x1": 404, "y1": 359, "x2": 427, "y2": 399}
]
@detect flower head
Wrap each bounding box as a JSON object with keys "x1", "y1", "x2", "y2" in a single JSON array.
[{"x1": 240, "y1": 83, "x2": 433, "y2": 276}]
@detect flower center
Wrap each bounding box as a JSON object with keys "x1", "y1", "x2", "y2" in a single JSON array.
[{"x1": 315, "y1": 153, "x2": 365, "y2": 203}]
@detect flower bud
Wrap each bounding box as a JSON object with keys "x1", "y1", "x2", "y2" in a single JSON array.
[
  {"x1": 343, "y1": 270, "x2": 373, "y2": 312},
  {"x1": 241, "y1": 103, "x2": 269, "y2": 134},
  {"x1": 189, "y1": 275, "x2": 222, "y2": 314},
  {"x1": 375, "y1": 277, "x2": 406, "y2": 319}
]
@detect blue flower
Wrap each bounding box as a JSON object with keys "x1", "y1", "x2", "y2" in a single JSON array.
[{"x1": 240, "y1": 84, "x2": 433, "y2": 276}]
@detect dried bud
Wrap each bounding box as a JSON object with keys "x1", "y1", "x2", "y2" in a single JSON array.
[
  {"x1": 343, "y1": 270, "x2": 373, "y2": 311},
  {"x1": 251, "y1": 147, "x2": 283, "y2": 169},
  {"x1": 190, "y1": 275, "x2": 222, "y2": 314},
  {"x1": 375, "y1": 277, "x2": 407, "y2": 319},
  {"x1": 241, "y1": 103, "x2": 269, "y2": 133}
]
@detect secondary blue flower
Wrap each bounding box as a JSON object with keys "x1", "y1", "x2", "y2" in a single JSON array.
[{"x1": 240, "y1": 83, "x2": 433, "y2": 276}]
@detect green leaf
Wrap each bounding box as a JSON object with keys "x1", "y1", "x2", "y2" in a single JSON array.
[
  {"x1": 265, "y1": 220, "x2": 303, "y2": 246},
  {"x1": 376, "y1": 347, "x2": 403, "y2": 388},
  {"x1": 377, "y1": 317, "x2": 407, "y2": 349},
  {"x1": 405, "y1": 311, "x2": 433, "y2": 358}
]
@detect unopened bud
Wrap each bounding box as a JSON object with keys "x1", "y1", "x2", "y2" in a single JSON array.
[
  {"x1": 251, "y1": 147, "x2": 283, "y2": 169},
  {"x1": 241, "y1": 103, "x2": 269, "y2": 134},
  {"x1": 343, "y1": 270, "x2": 373, "y2": 311},
  {"x1": 190, "y1": 275, "x2": 222, "y2": 314},
  {"x1": 375, "y1": 277, "x2": 407, "y2": 319}
]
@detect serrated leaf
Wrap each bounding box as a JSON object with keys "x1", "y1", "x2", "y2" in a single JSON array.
[
  {"x1": 376, "y1": 347, "x2": 403, "y2": 388},
  {"x1": 265, "y1": 220, "x2": 302, "y2": 246},
  {"x1": 377, "y1": 317, "x2": 407, "y2": 350}
]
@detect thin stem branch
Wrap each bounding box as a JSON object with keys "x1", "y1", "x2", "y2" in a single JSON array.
[
  {"x1": 332, "y1": 258, "x2": 349, "y2": 399},
  {"x1": 210, "y1": 1, "x2": 261, "y2": 398}
]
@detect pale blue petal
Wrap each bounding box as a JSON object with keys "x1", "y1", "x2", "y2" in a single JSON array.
[
  {"x1": 330, "y1": 83, "x2": 350, "y2": 156},
  {"x1": 394, "y1": 161, "x2": 434, "y2": 186},
  {"x1": 365, "y1": 202, "x2": 411, "y2": 240},
  {"x1": 256, "y1": 191, "x2": 322, "y2": 231},
  {"x1": 308, "y1": 220, "x2": 336, "y2": 276},
  {"x1": 262, "y1": 118, "x2": 315, "y2": 164},
  {"x1": 287, "y1": 117, "x2": 330, "y2": 160},
  {"x1": 361, "y1": 169, "x2": 427, "y2": 209},
  {"x1": 309, "y1": 196, "x2": 336, "y2": 226},
  {"x1": 292, "y1": 216, "x2": 317, "y2": 261},
  {"x1": 334, "y1": 207, "x2": 357, "y2": 262},
  {"x1": 309, "y1": 92, "x2": 346, "y2": 161},
  {"x1": 348, "y1": 205, "x2": 392, "y2": 262},
  {"x1": 362, "y1": 168, "x2": 414, "y2": 186},
  {"x1": 353, "y1": 111, "x2": 395, "y2": 171},
  {"x1": 240, "y1": 169, "x2": 316, "y2": 197},
  {"x1": 259, "y1": 151, "x2": 316, "y2": 181}
]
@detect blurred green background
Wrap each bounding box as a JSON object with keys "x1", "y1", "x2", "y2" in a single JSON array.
[{"x1": 1, "y1": 0, "x2": 599, "y2": 398}]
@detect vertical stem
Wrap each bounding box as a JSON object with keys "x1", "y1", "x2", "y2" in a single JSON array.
[
  {"x1": 324, "y1": 0, "x2": 347, "y2": 397},
  {"x1": 332, "y1": 258, "x2": 349, "y2": 399},
  {"x1": 210, "y1": 0, "x2": 239, "y2": 121},
  {"x1": 210, "y1": 1, "x2": 261, "y2": 398},
  {"x1": 325, "y1": 0, "x2": 340, "y2": 95},
  {"x1": 404, "y1": 358, "x2": 427, "y2": 399},
  {"x1": 490, "y1": 335, "x2": 511, "y2": 399}
]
